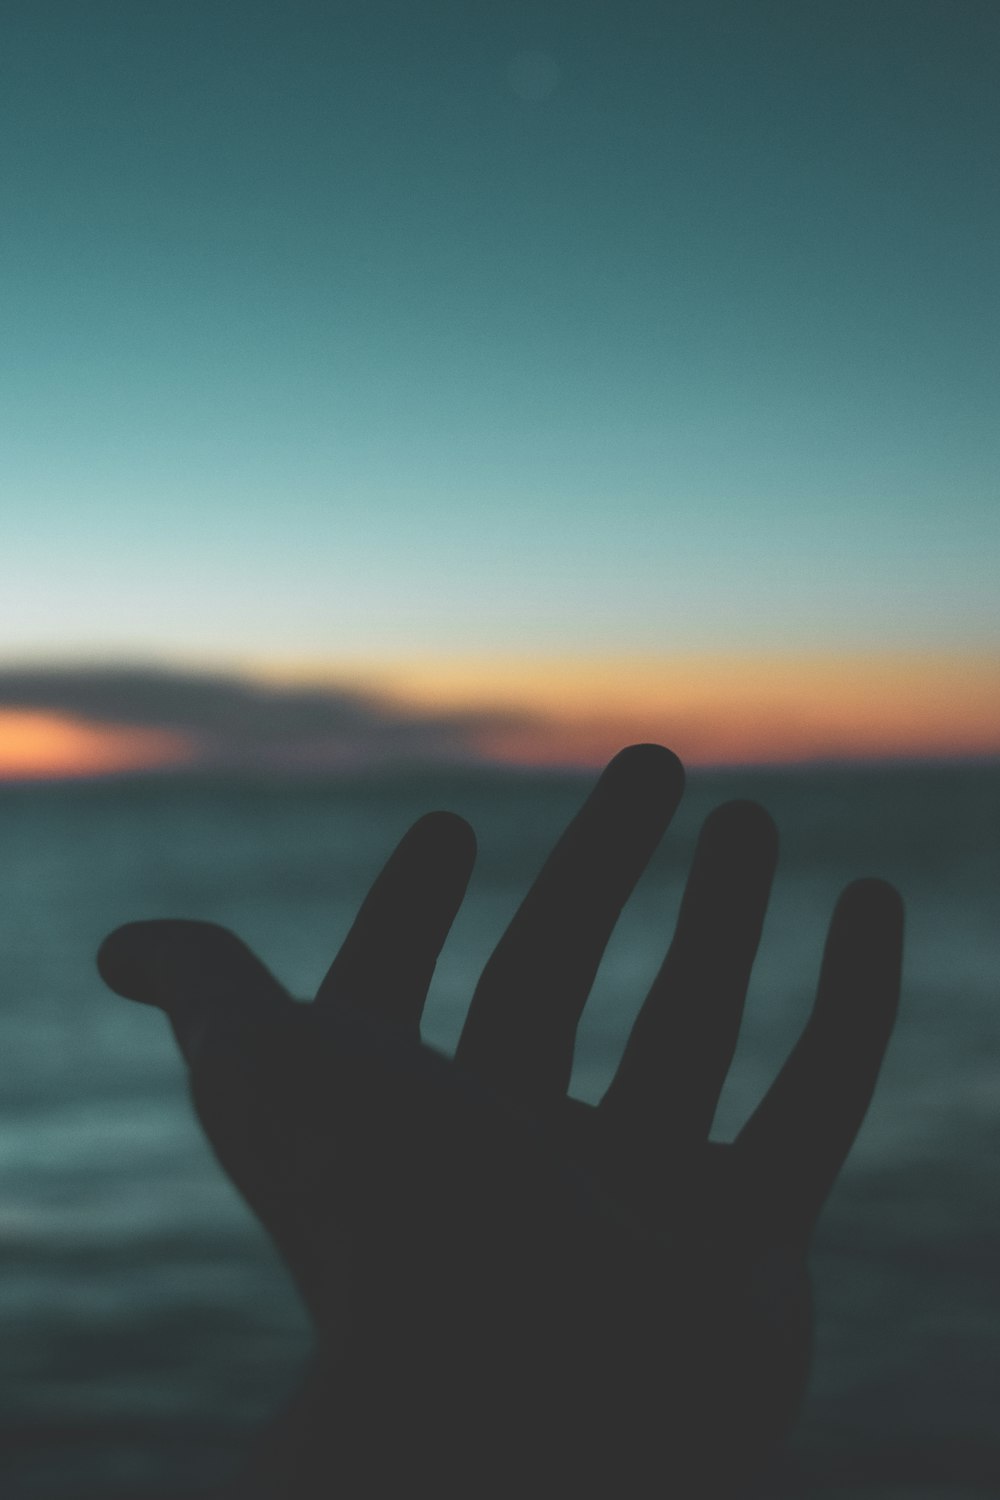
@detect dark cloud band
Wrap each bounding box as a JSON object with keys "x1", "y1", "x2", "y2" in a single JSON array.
[{"x1": 0, "y1": 664, "x2": 536, "y2": 771}]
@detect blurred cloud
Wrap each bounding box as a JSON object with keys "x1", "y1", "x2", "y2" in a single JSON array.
[
  {"x1": 0, "y1": 665, "x2": 536, "y2": 773},
  {"x1": 1, "y1": 654, "x2": 997, "y2": 780}
]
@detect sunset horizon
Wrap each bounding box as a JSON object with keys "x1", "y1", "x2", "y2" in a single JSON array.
[
  {"x1": 1, "y1": 649, "x2": 996, "y2": 781},
  {"x1": 4, "y1": 4, "x2": 996, "y2": 780}
]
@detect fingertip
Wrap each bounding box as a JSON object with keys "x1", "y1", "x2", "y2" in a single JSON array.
[
  {"x1": 602, "y1": 743, "x2": 686, "y2": 808},
  {"x1": 97, "y1": 921, "x2": 169, "y2": 1005},
  {"x1": 830, "y1": 880, "x2": 905, "y2": 977},
  {"x1": 610, "y1": 741, "x2": 685, "y2": 776},
  {"x1": 408, "y1": 809, "x2": 478, "y2": 865},
  {"x1": 702, "y1": 798, "x2": 779, "y2": 857},
  {"x1": 707, "y1": 797, "x2": 777, "y2": 831},
  {"x1": 97, "y1": 918, "x2": 285, "y2": 1015},
  {"x1": 837, "y1": 877, "x2": 904, "y2": 928},
  {"x1": 819, "y1": 878, "x2": 904, "y2": 1036}
]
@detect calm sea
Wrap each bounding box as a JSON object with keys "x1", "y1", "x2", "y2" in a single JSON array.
[{"x1": 0, "y1": 762, "x2": 997, "y2": 1498}]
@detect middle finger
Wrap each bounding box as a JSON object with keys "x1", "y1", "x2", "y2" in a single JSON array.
[
  {"x1": 456, "y1": 743, "x2": 684, "y2": 1108},
  {"x1": 600, "y1": 799, "x2": 778, "y2": 1144}
]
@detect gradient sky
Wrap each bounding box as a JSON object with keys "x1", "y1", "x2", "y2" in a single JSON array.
[{"x1": 2, "y1": 1, "x2": 998, "y2": 769}]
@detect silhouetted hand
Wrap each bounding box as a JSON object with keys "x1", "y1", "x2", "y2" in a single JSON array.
[{"x1": 97, "y1": 745, "x2": 903, "y2": 1498}]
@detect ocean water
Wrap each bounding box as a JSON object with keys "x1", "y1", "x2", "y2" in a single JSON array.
[{"x1": 0, "y1": 761, "x2": 997, "y2": 1498}]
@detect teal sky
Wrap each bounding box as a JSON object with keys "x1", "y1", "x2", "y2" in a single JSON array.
[{"x1": 3, "y1": 0, "x2": 998, "y2": 666}]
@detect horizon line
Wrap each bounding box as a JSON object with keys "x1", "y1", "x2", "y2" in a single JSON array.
[{"x1": 1, "y1": 745, "x2": 997, "y2": 788}]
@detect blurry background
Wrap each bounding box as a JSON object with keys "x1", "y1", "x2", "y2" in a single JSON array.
[{"x1": 1, "y1": 1, "x2": 997, "y2": 1495}]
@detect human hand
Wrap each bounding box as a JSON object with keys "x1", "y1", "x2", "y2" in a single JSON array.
[{"x1": 97, "y1": 745, "x2": 903, "y2": 1497}]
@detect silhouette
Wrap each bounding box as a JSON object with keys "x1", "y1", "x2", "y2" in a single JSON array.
[{"x1": 97, "y1": 744, "x2": 904, "y2": 1497}]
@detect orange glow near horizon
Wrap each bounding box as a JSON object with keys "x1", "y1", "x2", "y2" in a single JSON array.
[
  {"x1": 0, "y1": 652, "x2": 997, "y2": 780},
  {"x1": 0, "y1": 711, "x2": 194, "y2": 781},
  {"x1": 261, "y1": 650, "x2": 1000, "y2": 769},
  {"x1": 471, "y1": 654, "x2": 1000, "y2": 767}
]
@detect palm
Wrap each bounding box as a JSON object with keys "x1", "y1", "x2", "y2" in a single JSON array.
[{"x1": 98, "y1": 745, "x2": 902, "y2": 1497}]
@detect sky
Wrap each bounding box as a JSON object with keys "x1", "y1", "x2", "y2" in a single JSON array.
[{"x1": 2, "y1": 0, "x2": 998, "y2": 773}]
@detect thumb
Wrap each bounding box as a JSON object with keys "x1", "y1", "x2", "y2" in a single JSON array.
[{"x1": 97, "y1": 919, "x2": 290, "y2": 1063}]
